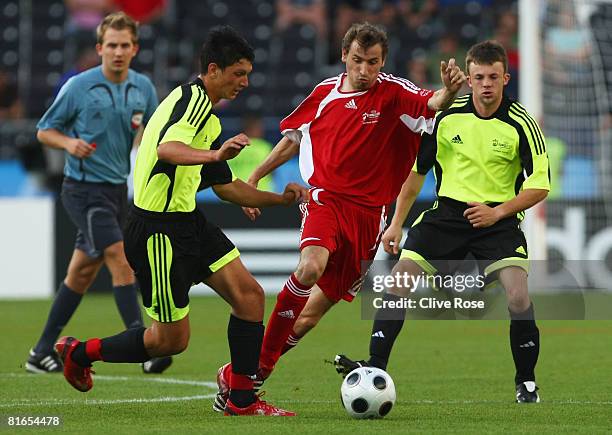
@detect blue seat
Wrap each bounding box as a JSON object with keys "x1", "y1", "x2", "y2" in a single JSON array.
[
  {"x1": 273, "y1": 157, "x2": 303, "y2": 192},
  {"x1": 561, "y1": 156, "x2": 599, "y2": 199},
  {"x1": 0, "y1": 159, "x2": 43, "y2": 196},
  {"x1": 417, "y1": 171, "x2": 437, "y2": 200},
  {"x1": 196, "y1": 187, "x2": 221, "y2": 203}
]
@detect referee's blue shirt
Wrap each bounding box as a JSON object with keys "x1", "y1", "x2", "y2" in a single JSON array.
[{"x1": 38, "y1": 66, "x2": 158, "y2": 184}]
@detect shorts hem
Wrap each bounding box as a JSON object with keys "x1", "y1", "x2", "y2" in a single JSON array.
[
  {"x1": 484, "y1": 257, "x2": 529, "y2": 276},
  {"x1": 145, "y1": 305, "x2": 190, "y2": 323},
  {"x1": 210, "y1": 247, "x2": 240, "y2": 273},
  {"x1": 399, "y1": 250, "x2": 438, "y2": 275}
]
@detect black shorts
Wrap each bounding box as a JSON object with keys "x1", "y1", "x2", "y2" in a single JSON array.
[
  {"x1": 401, "y1": 197, "x2": 528, "y2": 278},
  {"x1": 124, "y1": 206, "x2": 238, "y2": 323},
  {"x1": 61, "y1": 177, "x2": 128, "y2": 258}
]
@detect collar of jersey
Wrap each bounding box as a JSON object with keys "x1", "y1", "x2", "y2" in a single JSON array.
[
  {"x1": 192, "y1": 76, "x2": 206, "y2": 91},
  {"x1": 468, "y1": 93, "x2": 511, "y2": 120}
]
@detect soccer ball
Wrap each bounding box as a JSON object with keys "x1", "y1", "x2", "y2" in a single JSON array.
[{"x1": 340, "y1": 367, "x2": 396, "y2": 419}]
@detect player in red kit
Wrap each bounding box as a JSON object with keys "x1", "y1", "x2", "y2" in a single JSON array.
[{"x1": 213, "y1": 22, "x2": 466, "y2": 412}]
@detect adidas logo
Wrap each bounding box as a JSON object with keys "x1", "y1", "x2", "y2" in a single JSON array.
[
  {"x1": 278, "y1": 310, "x2": 295, "y2": 319},
  {"x1": 344, "y1": 99, "x2": 357, "y2": 110},
  {"x1": 515, "y1": 246, "x2": 527, "y2": 255},
  {"x1": 371, "y1": 331, "x2": 385, "y2": 338},
  {"x1": 519, "y1": 340, "x2": 536, "y2": 348},
  {"x1": 451, "y1": 134, "x2": 463, "y2": 144}
]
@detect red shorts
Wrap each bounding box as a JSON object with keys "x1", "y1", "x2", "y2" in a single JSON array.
[{"x1": 299, "y1": 188, "x2": 387, "y2": 302}]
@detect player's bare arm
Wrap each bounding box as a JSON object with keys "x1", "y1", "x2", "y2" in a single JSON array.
[
  {"x1": 464, "y1": 188, "x2": 548, "y2": 229},
  {"x1": 427, "y1": 58, "x2": 466, "y2": 111},
  {"x1": 213, "y1": 180, "x2": 307, "y2": 207},
  {"x1": 242, "y1": 135, "x2": 301, "y2": 221},
  {"x1": 37, "y1": 128, "x2": 96, "y2": 158},
  {"x1": 247, "y1": 136, "x2": 300, "y2": 187},
  {"x1": 157, "y1": 133, "x2": 249, "y2": 165},
  {"x1": 382, "y1": 171, "x2": 425, "y2": 255}
]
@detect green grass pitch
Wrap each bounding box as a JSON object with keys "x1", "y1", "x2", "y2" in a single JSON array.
[{"x1": 1, "y1": 295, "x2": 611, "y2": 434}]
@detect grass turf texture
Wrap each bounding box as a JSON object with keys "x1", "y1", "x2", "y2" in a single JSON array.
[{"x1": 1, "y1": 295, "x2": 611, "y2": 434}]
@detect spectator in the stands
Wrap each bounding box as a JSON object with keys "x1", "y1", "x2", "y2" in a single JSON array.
[
  {"x1": 0, "y1": 69, "x2": 24, "y2": 120},
  {"x1": 229, "y1": 114, "x2": 275, "y2": 192},
  {"x1": 112, "y1": 0, "x2": 167, "y2": 24},
  {"x1": 275, "y1": 0, "x2": 328, "y2": 40},
  {"x1": 426, "y1": 32, "x2": 465, "y2": 86},
  {"x1": 493, "y1": 9, "x2": 519, "y2": 98},
  {"x1": 331, "y1": 0, "x2": 398, "y2": 63},
  {"x1": 53, "y1": 46, "x2": 100, "y2": 97},
  {"x1": 65, "y1": 0, "x2": 113, "y2": 33}
]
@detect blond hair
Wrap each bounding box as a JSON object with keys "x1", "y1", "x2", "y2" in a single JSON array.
[{"x1": 96, "y1": 11, "x2": 139, "y2": 44}]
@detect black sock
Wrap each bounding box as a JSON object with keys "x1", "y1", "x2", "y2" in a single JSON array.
[
  {"x1": 368, "y1": 293, "x2": 407, "y2": 370},
  {"x1": 227, "y1": 314, "x2": 263, "y2": 407},
  {"x1": 34, "y1": 282, "x2": 83, "y2": 354},
  {"x1": 99, "y1": 326, "x2": 150, "y2": 363},
  {"x1": 71, "y1": 327, "x2": 150, "y2": 367},
  {"x1": 230, "y1": 390, "x2": 256, "y2": 408},
  {"x1": 509, "y1": 303, "x2": 539, "y2": 385},
  {"x1": 113, "y1": 283, "x2": 144, "y2": 329}
]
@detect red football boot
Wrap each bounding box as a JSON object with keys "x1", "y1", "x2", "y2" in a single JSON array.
[
  {"x1": 224, "y1": 394, "x2": 296, "y2": 416},
  {"x1": 54, "y1": 336, "x2": 94, "y2": 392},
  {"x1": 213, "y1": 364, "x2": 271, "y2": 413}
]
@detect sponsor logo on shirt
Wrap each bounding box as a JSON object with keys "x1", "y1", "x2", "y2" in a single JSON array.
[
  {"x1": 131, "y1": 110, "x2": 144, "y2": 129},
  {"x1": 362, "y1": 109, "x2": 381, "y2": 124},
  {"x1": 492, "y1": 138, "x2": 511, "y2": 153}
]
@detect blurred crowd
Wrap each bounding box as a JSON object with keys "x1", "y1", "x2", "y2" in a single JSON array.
[
  {"x1": 1, "y1": 0, "x2": 611, "y2": 201},
  {"x1": 0, "y1": 0, "x2": 520, "y2": 122}
]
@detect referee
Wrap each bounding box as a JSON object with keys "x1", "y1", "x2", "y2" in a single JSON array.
[{"x1": 335, "y1": 40, "x2": 550, "y2": 404}]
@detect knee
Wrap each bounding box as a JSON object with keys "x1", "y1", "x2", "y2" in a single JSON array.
[
  {"x1": 66, "y1": 264, "x2": 98, "y2": 292},
  {"x1": 295, "y1": 259, "x2": 325, "y2": 286},
  {"x1": 150, "y1": 334, "x2": 189, "y2": 356},
  {"x1": 507, "y1": 287, "x2": 530, "y2": 313},
  {"x1": 240, "y1": 282, "x2": 265, "y2": 306},
  {"x1": 104, "y1": 244, "x2": 130, "y2": 267},
  {"x1": 232, "y1": 282, "x2": 264, "y2": 321}
]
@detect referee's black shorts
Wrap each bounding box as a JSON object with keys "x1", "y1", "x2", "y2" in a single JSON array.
[
  {"x1": 61, "y1": 177, "x2": 128, "y2": 258},
  {"x1": 401, "y1": 197, "x2": 529, "y2": 279},
  {"x1": 124, "y1": 206, "x2": 238, "y2": 323}
]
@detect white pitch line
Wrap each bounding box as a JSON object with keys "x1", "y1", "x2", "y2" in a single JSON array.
[
  {"x1": 0, "y1": 373, "x2": 218, "y2": 408},
  {"x1": 2, "y1": 374, "x2": 611, "y2": 407},
  {"x1": 274, "y1": 399, "x2": 612, "y2": 406},
  {"x1": 1, "y1": 373, "x2": 217, "y2": 389},
  {"x1": 0, "y1": 395, "x2": 216, "y2": 408}
]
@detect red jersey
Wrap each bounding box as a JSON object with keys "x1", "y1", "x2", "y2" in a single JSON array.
[{"x1": 280, "y1": 72, "x2": 435, "y2": 207}]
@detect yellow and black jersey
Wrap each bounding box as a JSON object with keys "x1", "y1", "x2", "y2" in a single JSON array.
[
  {"x1": 133, "y1": 77, "x2": 233, "y2": 213},
  {"x1": 414, "y1": 94, "x2": 550, "y2": 209}
]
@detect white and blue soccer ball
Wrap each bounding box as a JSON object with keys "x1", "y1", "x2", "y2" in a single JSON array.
[{"x1": 340, "y1": 367, "x2": 396, "y2": 419}]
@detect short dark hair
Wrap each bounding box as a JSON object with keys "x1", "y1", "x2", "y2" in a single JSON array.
[
  {"x1": 465, "y1": 40, "x2": 508, "y2": 74},
  {"x1": 200, "y1": 26, "x2": 254, "y2": 72},
  {"x1": 342, "y1": 22, "x2": 388, "y2": 59}
]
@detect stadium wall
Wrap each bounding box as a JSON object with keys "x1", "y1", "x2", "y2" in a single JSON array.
[
  {"x1": 0, "y1": 197, "x2": 53, "y2": 298},
  {"x1": 51, "y1": 200, "x2": 612, "y2": 297}
]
